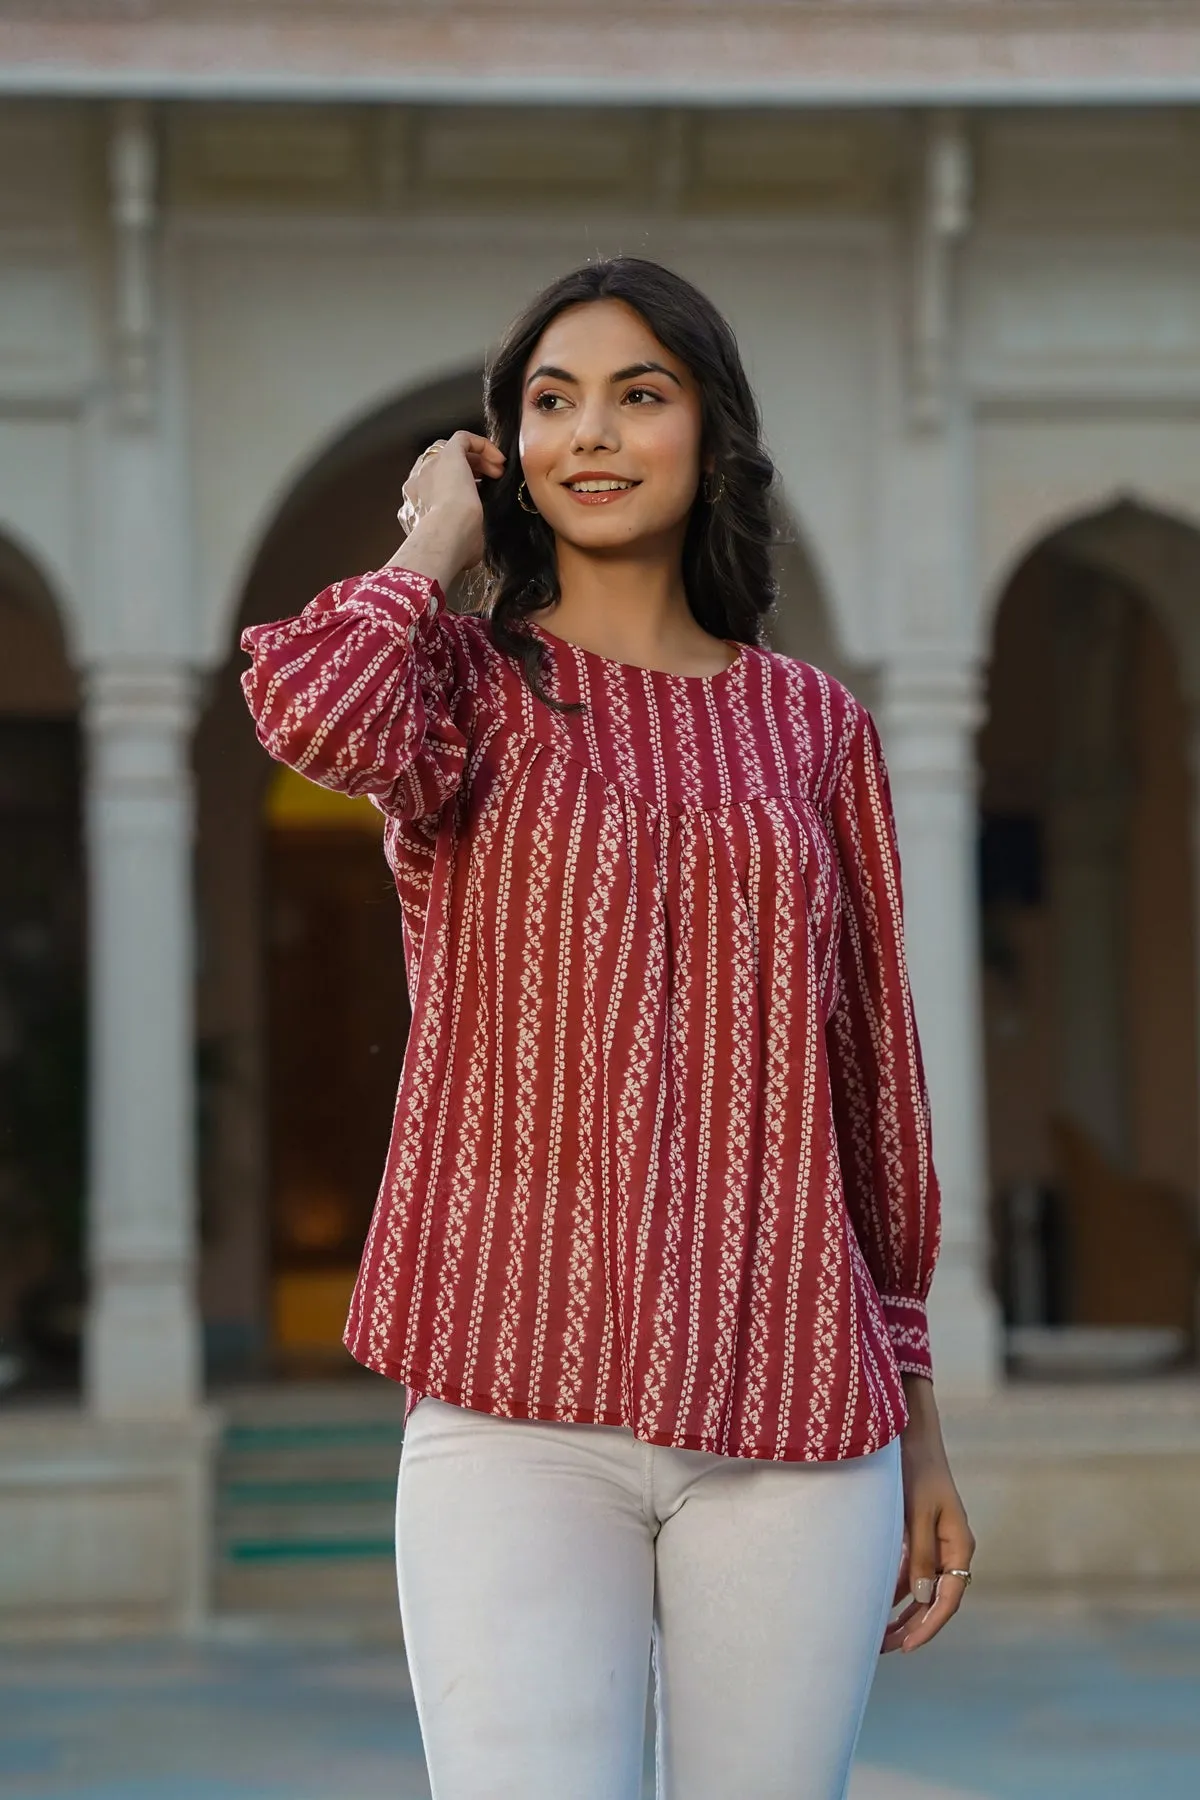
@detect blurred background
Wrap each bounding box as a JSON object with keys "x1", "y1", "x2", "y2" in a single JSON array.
[{"x1": 1, "y1": 4, "x2": 1199, "y2": 1797}]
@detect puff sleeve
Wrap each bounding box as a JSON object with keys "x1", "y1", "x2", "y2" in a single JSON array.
[{"x1": 240, "y1": 565, "x2": 469, "y2": 822}]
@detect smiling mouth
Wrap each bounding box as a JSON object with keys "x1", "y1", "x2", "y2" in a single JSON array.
[{"x1": 562, "y1": 476, "x2": 641, "y2": 502}]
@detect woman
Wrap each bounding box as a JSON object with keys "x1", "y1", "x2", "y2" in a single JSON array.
[{"x1": 241, "y1": 257, "x2": 975, "y2": 1800}]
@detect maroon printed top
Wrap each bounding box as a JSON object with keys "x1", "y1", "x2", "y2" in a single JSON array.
[{"x1": 241, "y1": 564, "x2": 941, "y2": 1462}]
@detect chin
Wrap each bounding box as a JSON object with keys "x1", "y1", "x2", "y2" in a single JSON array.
[
  {"x1": 555, "y1": 521, "x2": 645, "y2": 552},
  {"x1": 548, "y1": 505, "x2": 688, "y2": 553}
]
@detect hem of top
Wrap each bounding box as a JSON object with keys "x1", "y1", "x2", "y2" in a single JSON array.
[{"x1": 349, "y1": 1343, "x2": 906, "y2": 1465}]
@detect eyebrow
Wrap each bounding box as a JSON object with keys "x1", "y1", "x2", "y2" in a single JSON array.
[{"x1": 524, "y1": 360, "x2": 683, "y2": 391}]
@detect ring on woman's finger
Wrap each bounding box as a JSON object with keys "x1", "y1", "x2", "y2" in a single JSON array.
[
  {"x1": 939, "y1": 1568, "x2": 972, "y2": 1587},
  {"x1": 410, "y1": 445, "x2": 442, "y2": 479}
]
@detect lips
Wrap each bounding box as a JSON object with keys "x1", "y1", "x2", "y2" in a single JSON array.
[{"x1": 562, "y1": 474, "x2": 641, "y2": 504}]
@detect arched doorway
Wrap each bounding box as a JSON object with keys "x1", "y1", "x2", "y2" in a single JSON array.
[
  {"x1": 0, "y1": 539, "x2": 84, "y2": 1395},
  {"x1": 769, "y1": 495, "x2": 860, "y2": 697},
  {"x1": 195, "y1": 373, "x2": 485, "y2": 1379},
  {"x1": 980, "y1": 504, "x2": 1200, "y2": 1377}
]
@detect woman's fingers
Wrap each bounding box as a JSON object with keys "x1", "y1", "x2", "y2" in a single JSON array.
[
  {"x1": 395, "y1": 428, "x2": 502, "y2": 576},
  {"x1": 404, "y1": 431, "x2": 504, "y2": 493},
  {"x1": 449, "y1": 430, "x2": 506, "y2": 476},
  {"x1": 905, "y1": 1496, "x2": 940, "y2": 1612},
  {"x1": 881, "y1": 1598, "x2": 921, "y2": 1654},
  {"x1": 466, "y1": 450, "x2": 505, "y2": 481},
  {"x1": 449, "y1": 429, "x2": 498, "y2": 456},
  {"x1": 898, "y1": 1570, "x2": 968, "y2": 1653},
  {"x1": 897, "y1": 1497, "x2": 976, "y2": 1652}
]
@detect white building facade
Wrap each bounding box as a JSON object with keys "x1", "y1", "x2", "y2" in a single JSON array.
[{"x1": 2, "y1": 3, "x2": 1200, "y2": 1631}]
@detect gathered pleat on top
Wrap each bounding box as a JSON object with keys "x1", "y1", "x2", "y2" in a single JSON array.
[{"x1": 241, "y1": 566, "x2": 941, "y2": 1462}]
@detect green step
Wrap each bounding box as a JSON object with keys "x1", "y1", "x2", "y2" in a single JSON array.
[
  {"x1": 223, "y1": 1478, "x2": 396, "y2": 1505},
  {"x1": 216, "y1": 1448, "x2": 402, "y2": 1482},
  {"x1": 226, "y1": 1537, "x2": 394, "y2": 1563},
  {"x1": 223, "y1": 1421, "x2": 404, "y2": 1452}
]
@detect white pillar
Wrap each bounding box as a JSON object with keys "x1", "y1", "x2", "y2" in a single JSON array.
[
  {"x1": 879, "y1": 650, "x2": 1003, "y2": 1394},
  {"x1": 84, "y1": 659, "x2": 201, "y2": 1420},
  {"x1": 887, "y1": 108, "x2": 1001, "y2": 1390}
]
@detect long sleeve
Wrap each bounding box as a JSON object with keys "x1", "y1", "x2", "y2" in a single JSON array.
[
  {"x1": 240, "y1": 565, "x2": 469, "y2": 821},
  {"x1": 825, "y1": 704, "x2": 942, "y2": 1380}
]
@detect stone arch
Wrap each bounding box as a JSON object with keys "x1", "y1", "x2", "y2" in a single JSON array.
[
  {"x1": 0, "y1": 536, "x2": 76, "y2": 714},
  {"x1": 768, "y1": 489, "x2": 862, "y2": 699},
  {"x1": 979, "y1": 445, "x2": 1200, "y2": 647},
  {"x1": 982, "y1": 491, "x2": 1200, "y2": 673},
  {"x1": 979, "y1": 498, "x2": 1200, "y2": 1376},
  {"x1": 0, "y1": 533, "x2": 85, "y2": 1395},
  {"x1": 0, "y1": 523, "x2": 79, "y2": 666},
  {"x1": 1050, "y1": 499, "x2": 1200, "y2": 708},
  {"x1": 204, "y1": 368, "x2": 487, "y2": 666}
]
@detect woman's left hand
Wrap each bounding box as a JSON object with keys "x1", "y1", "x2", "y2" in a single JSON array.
[{"x1": 883, "y1": 1374, "x2": 976, "y2": 1654}]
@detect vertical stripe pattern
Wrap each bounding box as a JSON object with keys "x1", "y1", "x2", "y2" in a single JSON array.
[{"x1": 241, "y1": 568, "x2": 941, "y2": 1463}]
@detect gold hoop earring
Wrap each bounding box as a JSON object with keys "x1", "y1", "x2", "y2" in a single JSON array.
[
  {"x1": 518, "y1": 481, "x2": 540, "y2": 516},
  {"x1": 703, "y1": 471, "x2": 726, "y2": 506}
]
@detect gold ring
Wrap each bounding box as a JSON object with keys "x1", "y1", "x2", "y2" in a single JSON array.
[
  {"x1": 940, "y1": 1569, "x2": 972, "y2": 1586},
  {"x1": 411, "y1": 444, "x2": 443, "y2": 477}
]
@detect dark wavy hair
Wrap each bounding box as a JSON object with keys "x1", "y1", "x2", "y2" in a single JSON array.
[{"x1": 468, "y1": 257, "x2": 779, "y2": 715}]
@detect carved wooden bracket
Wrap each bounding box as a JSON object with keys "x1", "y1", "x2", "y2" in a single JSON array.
[
  {"x1": 909, "y1": 110, "x2": 972, "y2": 433},
  {"x1": 108, "y1": 99, "x2": 158, "y2": 429}
]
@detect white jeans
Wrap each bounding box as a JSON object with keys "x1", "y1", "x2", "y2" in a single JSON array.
[{"x1": 396, "y1": 1396, "x2": 904, "y2": 1800}]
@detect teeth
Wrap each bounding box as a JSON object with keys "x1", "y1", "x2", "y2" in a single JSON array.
[{"x1": 568, "y1": 479, "x2": 635, "y2": 492}]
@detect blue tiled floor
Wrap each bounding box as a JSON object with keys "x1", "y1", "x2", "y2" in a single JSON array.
[
  {"x1": 859, "y1": 1603, "x2": 1200, "y2": 1799},
  {"x1": 0, "y1": 1603, "x2": 1197, "y2": 1798}
]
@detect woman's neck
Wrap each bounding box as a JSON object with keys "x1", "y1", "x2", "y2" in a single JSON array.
[{"x1": 545, "y1": 534, "x2": 719, "y2": 668}]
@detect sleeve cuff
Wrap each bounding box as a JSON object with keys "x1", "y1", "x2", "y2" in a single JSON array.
[
  {"x1": 239, "y1": 567, "x2": 446, "y2": 660},
  {"x1": 337, "y1": 564, "x2": 444, "y2": 636},
  {"x1": 352, "y1": 566, "x2": 444, "y2": 642},
  {"x1": 880, "y1": 1294, "x2": 933, "y2": 1380}
]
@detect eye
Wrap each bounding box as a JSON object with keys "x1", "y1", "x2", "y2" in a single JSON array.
[
  {"x1": 532, "y1": 391, "x2": 570, "y2": 412},
  {"x1": 623, "y1": 386, "x2": 664, "y2": 405}
]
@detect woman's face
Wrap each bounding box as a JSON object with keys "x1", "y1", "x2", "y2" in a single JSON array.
[{"x1": 518, "y1": 298, "x2": 705, "y2": 553}]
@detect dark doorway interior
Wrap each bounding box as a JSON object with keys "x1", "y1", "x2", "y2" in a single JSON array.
[
  {"x1": 265, "y1": 810, "x2": 410, "y2": 1362},
  {"x1": 981, "y1": 527, "x2": 1200, "y2": 1378},
  {"x1": 0, "y1": 565, "x2": 84, "y2": 1397}
]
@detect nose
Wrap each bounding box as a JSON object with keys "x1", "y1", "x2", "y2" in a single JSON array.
[{"x1": 570, "y1": 390, "x2": 620, "y2": 456}]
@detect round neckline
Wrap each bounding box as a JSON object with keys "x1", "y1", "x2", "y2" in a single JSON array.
[{"x1": 527, "y1": 618, "x2": 746, "y2": 687}]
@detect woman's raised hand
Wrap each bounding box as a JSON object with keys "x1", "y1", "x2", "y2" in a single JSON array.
[{"x1": 389, "y1": 430, "x2": 506, "y2": 592}]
